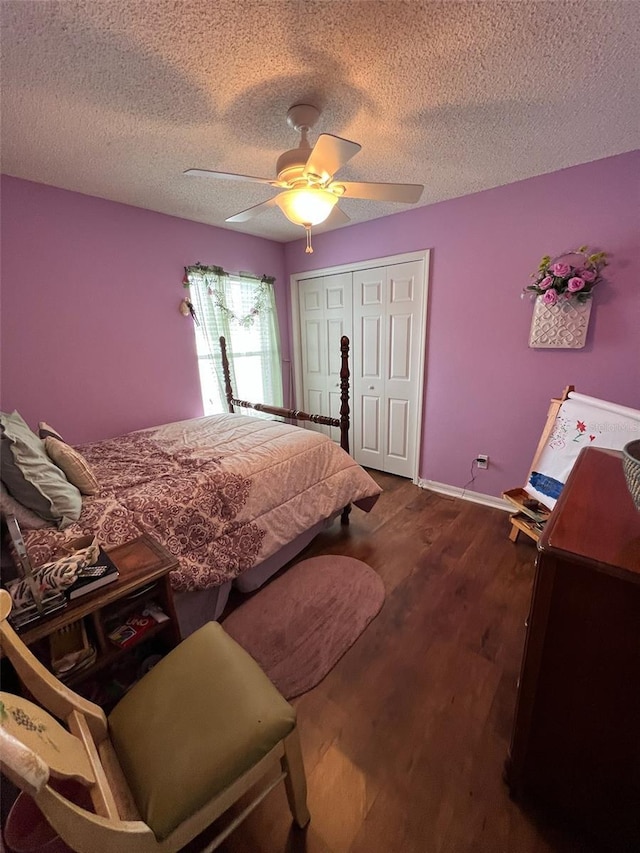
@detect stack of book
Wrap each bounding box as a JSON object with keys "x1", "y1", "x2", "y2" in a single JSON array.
[{"x1": 66, "y1": 548, "x2": 120, "y2": 600}]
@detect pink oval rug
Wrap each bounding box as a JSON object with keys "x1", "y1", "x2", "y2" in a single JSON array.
[{"x1": 222, "y1": 556, "x2": 385, "y2": 699}]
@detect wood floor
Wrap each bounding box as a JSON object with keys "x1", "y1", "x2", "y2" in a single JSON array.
[{"x1": 208, "y1": 472, "x2": 593, "y2": 853}]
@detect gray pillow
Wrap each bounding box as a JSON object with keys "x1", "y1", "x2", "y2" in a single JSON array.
[
  {"x1": 0, "y1": 482, "x2": 52, "y2": 530},
  {"x1": 0, "y1": 411, "x2": 82, "y2": 529}
]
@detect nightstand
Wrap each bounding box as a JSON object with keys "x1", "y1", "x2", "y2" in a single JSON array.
[{"x1": 8, "y1": 533, "x2": 181, "y2": 708}]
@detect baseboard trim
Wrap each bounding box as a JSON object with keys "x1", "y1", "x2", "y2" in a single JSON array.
[{"x1": 418, "y1": 478, "x2": 512, "y2": 512}]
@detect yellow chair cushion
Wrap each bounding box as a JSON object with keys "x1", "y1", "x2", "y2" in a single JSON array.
[{"x1": 108, "y1": 622, "x2": 296, "y2": 841}]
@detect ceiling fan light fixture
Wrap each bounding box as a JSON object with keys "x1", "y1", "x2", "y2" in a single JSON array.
[
  {"x1": 275, "y1": 187, "x2": 338, "y2": 227},
  {"x1": 189, "y1": 105, "x2": 421, "y2": 254}
]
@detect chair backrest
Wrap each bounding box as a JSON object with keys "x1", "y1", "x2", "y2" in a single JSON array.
[{"x1": 0, "y1": 589, "x2": 157, "y2": 853}]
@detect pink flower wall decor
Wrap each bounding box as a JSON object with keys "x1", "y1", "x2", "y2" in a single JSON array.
[
  {"x1": 526, "y1": 246, "x2": 606, "y2": 349},
  {"x1": 523, "y1": 246, "x2": 607, "y2": 305}
]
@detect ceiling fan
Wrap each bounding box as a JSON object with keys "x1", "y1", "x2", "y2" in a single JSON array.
[{"x1": 185, "y1": 104, "x2": 424, "y2": 253}]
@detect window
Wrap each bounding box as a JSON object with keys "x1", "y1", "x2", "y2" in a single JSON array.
[{"x1": 186, "y1": 267, "x2": 283, "y2": 416}]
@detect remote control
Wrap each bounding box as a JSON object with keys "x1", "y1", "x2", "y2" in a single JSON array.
[{"x1": 77, "y1": 565, "x2": 108, "y2": 578}]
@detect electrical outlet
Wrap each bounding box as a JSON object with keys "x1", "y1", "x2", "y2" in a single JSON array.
[{"x1": 476, "y1": 454, "x2": 489, "y2": 469}]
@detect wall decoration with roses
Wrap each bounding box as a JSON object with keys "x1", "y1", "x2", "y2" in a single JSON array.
[{"x1": 523, "y1": 247, "x2": 607, "y2": 307}]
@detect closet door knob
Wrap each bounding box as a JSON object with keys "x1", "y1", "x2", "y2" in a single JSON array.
[{"x1": 368, "y1": 385, "x2": 374, "y2": 390}]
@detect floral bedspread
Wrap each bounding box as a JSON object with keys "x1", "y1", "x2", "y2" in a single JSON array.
[{"x1": 21, "y1": 415, "x2": 381, "y2": 592}]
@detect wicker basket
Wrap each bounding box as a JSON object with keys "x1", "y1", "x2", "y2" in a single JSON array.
[{"x1": 622, "y1": 440, "x2": 640, "y2": 511}]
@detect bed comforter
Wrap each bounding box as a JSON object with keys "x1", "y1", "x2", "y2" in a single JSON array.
[{"x1": 21, "y1": 415, "x2": 381, "y2": 592}]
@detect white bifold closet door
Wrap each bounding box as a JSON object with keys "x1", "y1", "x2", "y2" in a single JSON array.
[
  {"x1": 298, "y1": 272, "x2": 353, "y2": 442},
  {"x1": 352, "y1": 260, "x2": 424, "y2": 478}
]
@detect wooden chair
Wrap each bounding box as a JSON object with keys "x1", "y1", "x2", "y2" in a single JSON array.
[{"x1": 0, "y1": 589, "x2": 310, "y2": 852}]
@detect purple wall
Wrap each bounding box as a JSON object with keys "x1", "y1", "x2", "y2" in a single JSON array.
[
  {"x1": 3, "y1": 153, "x2": 638, "y2": 497},
  {"x1": 284, "y1": 151, "x2": 640, "y2": 497},
  {"x1": 1, "y1": 177, "x2": 287, "y2": 444}
]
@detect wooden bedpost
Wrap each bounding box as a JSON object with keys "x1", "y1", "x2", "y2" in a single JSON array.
[
  {"x1": 219, "y1": 336, "x2": 235, "y2": 414},
  {"x1": 340, "y1": 335, "x2": 352, "y2": 526},
  {"x1": 339, "y1": 336, "x2": 351, "y2": 455}
]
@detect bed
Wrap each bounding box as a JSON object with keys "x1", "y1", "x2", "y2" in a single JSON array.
[{"x1": 5, "y1": 337, "x2": 381, "y2": 636}]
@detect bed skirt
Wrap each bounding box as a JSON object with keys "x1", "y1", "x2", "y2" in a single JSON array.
[{"x1": 173, "y1": 514, "x2": 337, "y2": 636}]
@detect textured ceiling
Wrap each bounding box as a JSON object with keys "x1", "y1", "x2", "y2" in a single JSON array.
[{"x1": 1, "y1": 1, "x2": 638, "y2": 242}]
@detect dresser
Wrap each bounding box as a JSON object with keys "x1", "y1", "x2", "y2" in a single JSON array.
[{"x1": 505, "y1": 447, "x2": 640, "y2": 849}]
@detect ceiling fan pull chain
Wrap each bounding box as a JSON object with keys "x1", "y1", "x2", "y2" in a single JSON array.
[{"x1": 305, "y1": 225, "x2": 314, "y2": 254}]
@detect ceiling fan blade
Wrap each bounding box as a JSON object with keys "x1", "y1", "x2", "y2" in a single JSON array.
[
  {"x1": 325, "y1": 205, "x2": 350, "y2": 225},
  {"x1": 185, "y1": 168, "x2": 274, "y2": 185},
  {"x1": 314, "y1": 205, "x2": 351, "y2": 232},
  {"x1": 225, "y1": 197, "x2": 279, "y2": 223},
  {"x1": 335, "y1": 181, "x2": 424, "y2": 203},
  {"x1": 303, "y1": 134, "x2": 361, "y2": 181}
]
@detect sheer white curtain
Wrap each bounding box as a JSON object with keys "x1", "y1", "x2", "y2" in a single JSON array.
[{"x1": 186, "y1": 267, "x2": 283, "y2": 415}]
